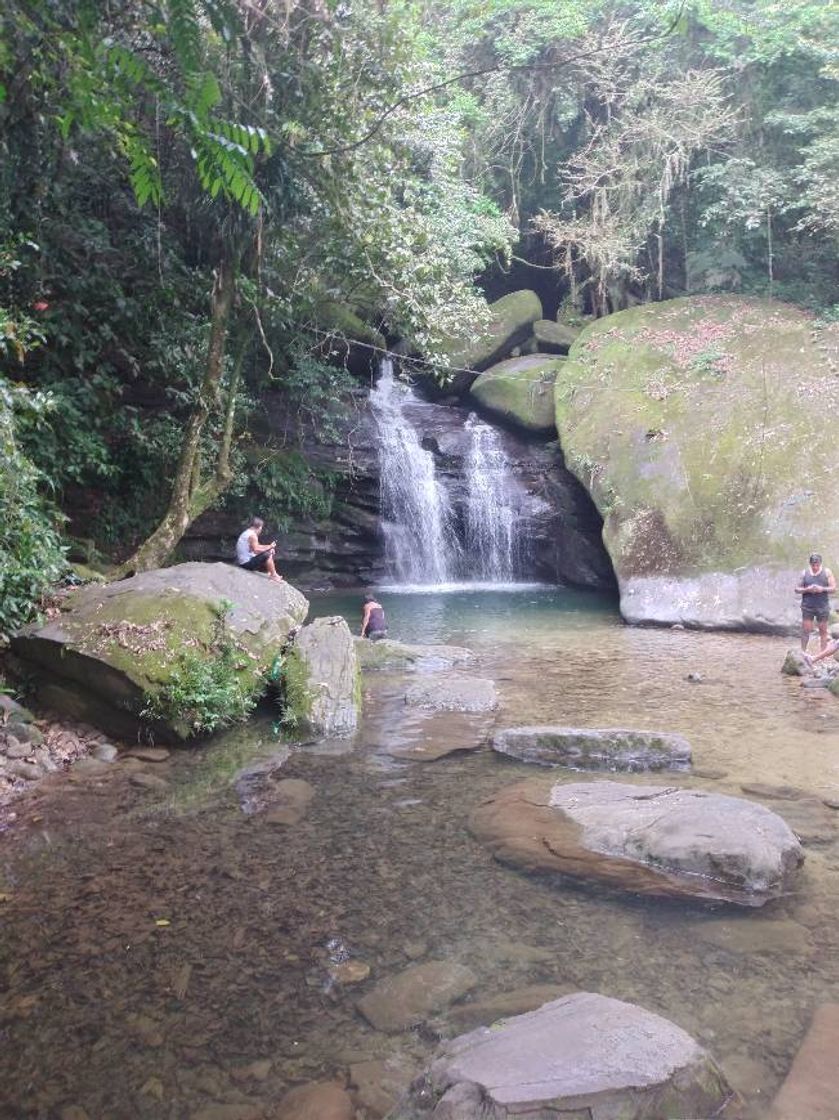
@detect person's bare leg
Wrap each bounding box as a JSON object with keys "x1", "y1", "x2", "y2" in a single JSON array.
[
  {"x1": 801, "y1": 618, "x2": 813, "y2": 651},
  {"x1": 818, "y1": 619, "x2": 829, "y2": 651},
  {"x1": 265, "y1": 552, "x2": 283, "y2": 583}
]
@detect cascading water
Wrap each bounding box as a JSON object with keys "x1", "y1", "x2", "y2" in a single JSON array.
[
  {"x1": 370, "y1": 360, "x2": 524, "y2": 586},
  {"x1": 369, "y1": 359, "x2": 455, "y2": 583},
  {"x1": 463, "y1": 414, "x2": 518, "y2": 582}
]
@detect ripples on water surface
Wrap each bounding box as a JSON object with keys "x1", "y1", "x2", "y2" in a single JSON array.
[{"x1": 2, "y1": 587, "x2": 839, "y2": 1118}]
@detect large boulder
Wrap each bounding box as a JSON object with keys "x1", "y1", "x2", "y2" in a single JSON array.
[
  {"x1": 470, "y1": 354, "x2": 561, "y2": 435},
  {"x1": 533, "y1": 319, "x2": 579, "y2": 354},
  {"x1": 354, "y1": 638, "x2": 473, "y2": 670},
  {"x1": 286, "y1": 616, "x2": 360, "y2": 736},
  {"x1": 399, "y1": 992, "x2": 731, "y2": 1119},
  {"x1": 10, "y1": 563, "x2": 308, "y2": 742},
  {"x1": 491, "y1": 725, "x2": 691, "y2": 772},
  {"x1": 444, "y1": 290, "x2": 543, "y2": 388},
  {"x1": 470, "y1": 778, "x2": 804, "y2": 906},
  {"x1": 554, "y1": 296, "x2": 839, "y2": 630}
]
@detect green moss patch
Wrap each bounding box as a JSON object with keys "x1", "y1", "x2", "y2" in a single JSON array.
[{"x1": 471, "y1": 354, "x2": 561, "y2": 434}]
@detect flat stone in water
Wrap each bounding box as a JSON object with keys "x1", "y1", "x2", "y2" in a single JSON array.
[
  {"x1": 274, "y1": 1080, "x2": 355, "y2": 1119},
  {"x1": 444, "y1": 983, "x2": 573, "y2": 1031},
  {"x1": 470, "y1": 778, "x2": 804, "y2": 906},
  {"x1": 410, "y1": 992, "x2": 731, "y2": 1118},
  {"x1": 125, "y1": 747, "x2": 170, "y2": 762},
  {"x1": 357, "y1": 960, "x2": 477, "y2": 1033},
  {"x1": 687, "y1": 917, "x2": 812, "y2": 956},
  {"x1": 129, "y1": 772, "x2": 170, "y2": 792},
  {"x1": 772, "y1": 798, "x2": 837, "y2": 845},
  {"x1": 491, "y1": 725, "x2": 691, "y2": 772},
  {"x1": 404, "y1": 675, "x2": 498, "y2": 713}
]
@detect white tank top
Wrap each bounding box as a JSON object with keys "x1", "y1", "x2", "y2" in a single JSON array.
[{"x1": 235, "y1": 529, "x2": 255, "y2": 565}]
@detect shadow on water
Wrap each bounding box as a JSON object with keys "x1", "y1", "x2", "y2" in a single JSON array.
[{"x1": 1, "y1": 587, "x2": 838, "y2": 1118}]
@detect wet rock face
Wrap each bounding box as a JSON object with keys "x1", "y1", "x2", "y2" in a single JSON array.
[
  {"x1": 183, "y1": 384, "x2": 616, "y2": 593},
  {"x1": 10, "y1": 563, "x2": 309, "y2": 742},
  {"x1": 491, "y1": 725, "x2": 692, "y2": 772},
  {"x1": 470, "y1": 779, "x2": 804, "y2": 906},
  {"x1": 354, "y1": 638, "x2": 473, "y2": 671},
  {"x1": 400, "y1": 992, "x2": 731, "y2": 1119},
  {"x1": 556, "y1": 295, "x2": 839, "y2": 631}
]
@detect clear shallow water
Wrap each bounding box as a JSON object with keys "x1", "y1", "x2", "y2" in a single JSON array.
[{"x1": 2, "y1": 589, "x2": 839, "y2": 1119}]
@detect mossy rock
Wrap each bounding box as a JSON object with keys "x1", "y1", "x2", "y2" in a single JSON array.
[
  {"x1": 442, "y1": 290, "x2": 543, "y2": 385},
  {"x1": 533, "y1": 319, "x2": 579, "y2": 354},
  {"x1": 555, "y1": 296, "x2": 839, "y2": 630},
  {"x1": 317, "y1": 301, "x2": 385, "y2": 349},
  {"x1": 10, "y1": 562, "x2": 309, "y2": 742},
  {"x1": 288, "y1": 616, "x2": 359, "y2": 736},
  {"x1": 470, "y1": 354, "x2": 561, "y2": 434}
]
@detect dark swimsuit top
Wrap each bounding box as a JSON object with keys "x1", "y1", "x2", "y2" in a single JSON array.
[{"x1": 802, "y1": 568, "x2": 830, "y2": 611}]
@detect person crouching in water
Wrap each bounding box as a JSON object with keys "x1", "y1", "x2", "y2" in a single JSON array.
[
  {"x1": 360, "y1": 593, "x2": 387, "y2": 640},
  {"x1": 235, "y1": 517, "x2": 283, "y2": 583}
]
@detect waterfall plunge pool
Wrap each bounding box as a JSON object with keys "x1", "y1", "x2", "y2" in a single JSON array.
[{"x1": 2, "y1": 589, "x2": 839, "y2": 1118}]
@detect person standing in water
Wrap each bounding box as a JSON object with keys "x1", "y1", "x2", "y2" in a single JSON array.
[
  {"x1": 360, "y1": 593, "x2": 387, "y2": 640},
  {"x1": 795, "y1": 552, "x2": 835, "y2": 651}
]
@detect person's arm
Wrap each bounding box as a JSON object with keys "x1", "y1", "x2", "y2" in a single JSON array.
[
  {"x1": 826, "y1": 568, "x2": 837, "y2": 592},
  {"x1": 360, "y1": 604, "x2": 372, "y2": 636},
  {"x1": 794, "y1": 571, "x2": 811, "y2": 594}
]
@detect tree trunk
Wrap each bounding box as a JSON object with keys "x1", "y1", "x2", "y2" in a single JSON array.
[{"x1": 123, "y1": 253, "x2": 237, "y2": 573}]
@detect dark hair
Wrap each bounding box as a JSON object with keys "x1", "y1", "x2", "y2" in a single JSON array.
[
  {"x1": 363, "y1": 592, "x2": 376, "y2": 603},
  {"x1": 810, "y1": 552, "x2": 822, "y2": 564}
]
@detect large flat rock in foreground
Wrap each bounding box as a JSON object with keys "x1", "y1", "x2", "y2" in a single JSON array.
[
  {"x1": 491, "y1": 725, "x2": 691, "y2": 772},
  {"x1": 470, "y1": 779, "x2": 803, "y2": 906},
  {"x1": 400, "y1": 992, "x2": 731, "y2": 1118},
  {"x1": 11, "y1": 563, "x2": 309, "y2": 742}
]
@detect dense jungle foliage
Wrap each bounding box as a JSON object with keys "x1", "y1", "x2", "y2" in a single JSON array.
[{"x1": 1, "y1": 0, "x2": 837, "y2": 636}]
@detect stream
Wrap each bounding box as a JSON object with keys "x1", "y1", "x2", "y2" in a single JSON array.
[{"x1": 2, "y1": 587, "x2": 839, "y2": 1118}]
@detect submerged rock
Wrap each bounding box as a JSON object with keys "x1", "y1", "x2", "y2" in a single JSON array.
[
  {"x1": 782, "y1": 649, "x2": 812, "y2": 676},
  {"x1": 357, "y1": 961, "x2": 477, "y2": 1033},
  {"x1": 402, "y1": 992, "x2": 731, "y2": 1119},
  {"x1": 10, "y1": 562, "x2": 308, "y2": 742},
  {"x1": 287, "y1": 616, "x2": 360, "y2": 736},
  {"x1": 491, "y1": 725, "x2": 692, "y2": 772},
  {"x1": 770, "y1": 1004, "x2": 839, "y2": 1120},
  {"x1": 404, "y1": 675, "x2": 498, "y2": 713},
  {"x1": 354, "y1": 638, "x2": 472, "y2": 670},
  {"x1": 470, "y1": 778, "x2": 804, "y2": 906},
  {"x1": 555, "y1": 296, "x2": 839, "y2": 631},
  {"x1": 274, "y1": 1080, "x2": 355, "y2": 1120}
]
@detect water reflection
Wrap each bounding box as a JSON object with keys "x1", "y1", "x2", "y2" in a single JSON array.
[{"x1": 1, "y1": 589, "x2": 838, "y2": 1119}]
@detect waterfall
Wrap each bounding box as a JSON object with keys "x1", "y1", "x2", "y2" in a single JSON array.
[
  {"x1": 463, "y1": 414, "x2": 518, "y2": 582},
  {"x1": 370, "y1": 359, "x2": 455, "y2": 583},
  {"x1": 370, "y1": 361, "x2": 524, "y2": 586}
]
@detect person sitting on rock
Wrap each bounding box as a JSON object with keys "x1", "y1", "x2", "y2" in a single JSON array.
[
  {"x1": 795, "y1": 552, "x2": 835, "y2": 651},
  {"x1": 235, "y1": 517, "x2": 283, "y2": 583},
  {"x1": 360, "y1": 593, "x2": 387, "y2": 640}
]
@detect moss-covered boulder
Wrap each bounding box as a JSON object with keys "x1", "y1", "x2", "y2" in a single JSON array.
[
  {"x1": 555, "y1": 296, "x2": 839, "y2": 630},
  {"x1": 10, "y1": 563, "x2": 309, "y2": 742},
  {"x1": 285, "y1": 616, "x2": 360, "y2": 737},
  {"x1": 532, "y1": 319, "x2": 579, "y2": 354},
  {"x1": 444, "y1": 290, "x2": 543, "y2": 388},
  {"x1": 470, "y1": 354, "x2": 561, "y2": 434}
]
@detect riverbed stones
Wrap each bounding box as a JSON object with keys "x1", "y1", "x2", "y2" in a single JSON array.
[
  {"x1": 404, "y1": 675, "x2": 498, "y2": 713},
  {"x1": 354, "y1": 639, "x2": 472, "y2": 670},
  {"x1": 403, "y1": 992, "x2": 731, "y2": 1119},
  {"x1": 782, "y1": 649, "x2": 812, "y2": 676},
  {"x1": 470, "y1": 354, "x2": 562, "y2": 435},
  {"x1": 491, "y1": 725, "x2": 692, "y2": 772},
  {"x1": 357, "y1": 961, "x2": 477, "y2": 1033},
  {"x1": 288, "y1": 616, "x2": 360, "y2": 736},
  {"x1": 10, "y1": 562, "x2": 309, "y2": 742},
  {"x1": 443, "y1": 983, "x2": 573, "y2": 1032},
  {"x1": 470, "y1": 778, "x2": 804, "y2": 906},
  {"x1": 555, "y1": 296, "x2": 839, "y2": 631},
  {"x1": 770, "y1": 1004, "x2": 839, "y2": 1119}
]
